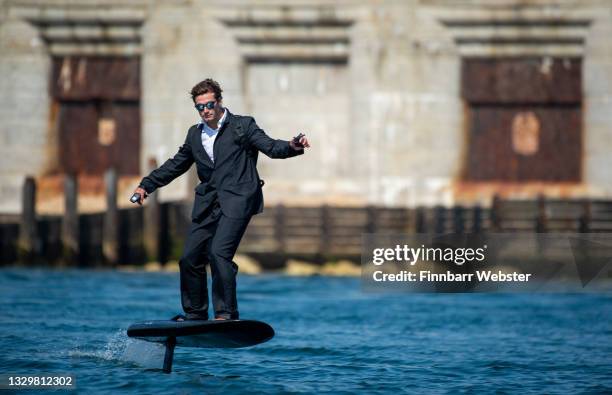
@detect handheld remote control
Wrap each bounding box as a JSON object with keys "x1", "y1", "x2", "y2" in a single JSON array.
[{"x1": 130, "y1": 193, "x2": 141, "y2": 204}]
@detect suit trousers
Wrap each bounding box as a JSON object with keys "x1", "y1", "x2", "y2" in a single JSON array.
[{"x1": 179, "y1": 205, "x2": 251, "y2": 320}]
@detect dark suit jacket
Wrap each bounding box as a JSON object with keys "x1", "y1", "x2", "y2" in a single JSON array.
[{"x1": 139, "y1": 110, "x2": 303, "y2": 222}]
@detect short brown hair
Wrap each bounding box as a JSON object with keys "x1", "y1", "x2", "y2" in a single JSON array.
[{"x1": 190, "y1": 78, "x2": 223, "y2": 102}]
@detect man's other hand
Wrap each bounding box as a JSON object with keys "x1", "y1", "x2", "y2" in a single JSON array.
[{"x1": 289, "y1": 135, "x2": 310, "y2": 150}]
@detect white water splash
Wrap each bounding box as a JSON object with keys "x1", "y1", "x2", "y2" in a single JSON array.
[
  {"x1": 102, "y1": 329, "x2": 129, "y2": 361},
  {"x1": 68, "y1": 329, "x2": 166, "y2": 370},
  {"x1": 122, "y1": 338, "x2": 166, "y2": 369}
]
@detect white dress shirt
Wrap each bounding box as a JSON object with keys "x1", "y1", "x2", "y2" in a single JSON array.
[{"x1": 198, "y1": 108, "x2": 227, "y2": 163}]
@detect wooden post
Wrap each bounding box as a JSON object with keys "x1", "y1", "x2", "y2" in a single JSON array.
[
  {"x1": 491, "y1": 194, "x2": 502, "y2": 231},
  {"x1": 320, "y1": 204, "x2": 331, "y2": 257},
  {"x1": 103, "y1": 168, "x2": 119, "y2": 266},
  {"x1": 536, "y1": 194, "x2": 547, "y2": 232},
  {"x1": 579, "y1": 199, "x2": 591, "y2": 233},
  {"x1": 18, "y1": 176, "x2": 38, "y2": 262},
  {"x1": 453, "y1": 206, "x2": 465, "y2": 234},
  {"x1": 275, "y1": 204, "x2": 286, "y2": 254},
  {"x1": 365, "y1": 205, "x2": 377, "y2": 234},
  {"x1": 472, "y1": 204, "x2": 483, "y2": 233},
  {"x1": 434, "y1": 205, "x2": 445, "y2": 234},
  {"x1": 144, "y1": 158, "x2": 161, "y2": 264},
  {"x1": 62, "y1": 174, "x2": 79, "y2": 266},
  {"x1": 415, "y1": 207, "x2": 426, "y2": 233},
  {"x1": 404, "y1": 207, "x2": 412, "y2": 234}
]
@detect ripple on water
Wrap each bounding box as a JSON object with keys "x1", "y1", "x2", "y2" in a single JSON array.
[{"x1": 0, "y1": 269, "x2": 610, "y2": 394}]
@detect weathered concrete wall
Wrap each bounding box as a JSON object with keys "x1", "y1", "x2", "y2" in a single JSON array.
[
  {"x1": 0, "y1": 12, "x2": 50, "y2": 213},
  {"x1": 348, "y1": 3, "x2": 463, "y2": 208},
  {"x1": 1, "y1": 0, "x2": 612, "y2": 215},
  {"x1": 583, "y1": 2, "x2": 612, "y2": 195}
]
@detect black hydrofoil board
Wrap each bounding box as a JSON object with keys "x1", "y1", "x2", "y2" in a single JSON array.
[{"x1": 127, "y1": 319, "x2": 274, "y2": 348}]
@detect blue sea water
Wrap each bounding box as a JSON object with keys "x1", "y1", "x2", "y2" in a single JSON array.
[{"x1": 0, "y1": 268, "x2": 610, "y2": 394}]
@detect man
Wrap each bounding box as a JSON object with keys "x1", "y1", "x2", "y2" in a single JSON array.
[{"x1": 133, "y1": 78, "x2": 309, "y2": 321}]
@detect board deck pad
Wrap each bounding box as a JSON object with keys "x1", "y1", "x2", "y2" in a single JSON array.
[{"x1": 127, "y1": 319, "x2": 274, "y2": 348}]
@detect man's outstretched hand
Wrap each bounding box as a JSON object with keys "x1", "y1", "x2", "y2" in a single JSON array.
[
  {"x1": 290, "y1": 133, "x2": 310, "y2": 150},
  {"x1": 131, "y1": 187, "x2": 148, "y2": 205}
]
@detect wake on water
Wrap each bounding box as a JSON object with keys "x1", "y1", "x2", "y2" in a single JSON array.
[{"x1": 69, "y1": 329, "x2": 167, "y2": 370}]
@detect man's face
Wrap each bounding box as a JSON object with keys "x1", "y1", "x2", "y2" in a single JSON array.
[{"x1": 194, "y1": 92, "x2": 222, "y2": 123}]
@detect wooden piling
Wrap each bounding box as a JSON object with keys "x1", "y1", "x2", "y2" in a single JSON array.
[
  {"x1": 579, "y1": 199, "x2": 591, "y2": 233},
  {"x1": 434, "y1": 205, "x2": 445, "y2": 234},
  {"x1": 320, "y1": 204, "x2": 331, "y2": 257},
  {"x1": 453, "y1": 206, "x2": 465, "y2": 234},
  {"x1": 365, "y1": 205, "x2": 377, "y2": 234},
  {"x1": 18, "y1": 176, "x2": 38, "y2": 262},
  {"x1": 143, "y1": 158, "x2": 161, "y2": 263},
  {"x1": 536, "y1": 194, "x2": 547, "y2": 232},
  {"x1": 415, "y1": 207, "x2": 426, "y2": 233},
  {"x1": 491, "y1": 194, "x2": 502, "y2": 231},
  {"x1": 275, "y1": 204, "x2": 286, "y2": 254},
  {"x1": 103, "y1": 168, "x2": 119, "y2": 266},
  {"x1": 62, "y1": 174, "x2": 79, "y2": 265},
  {"x1": 472, "y1": 205, "x2": 483, "y2": 233}
]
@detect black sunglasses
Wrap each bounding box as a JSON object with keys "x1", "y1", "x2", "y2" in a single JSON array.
[{"x1": 195, "y1": 101, "x2": 216, "y2": 112}]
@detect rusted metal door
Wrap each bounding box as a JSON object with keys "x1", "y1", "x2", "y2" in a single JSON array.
[
  {"x1": 462, "y1": 58, "x2": 582, "y2": 182},
  {"x1": 51, "y1": 57, "x2": 140, "y2": 175}
]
